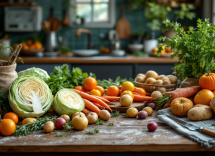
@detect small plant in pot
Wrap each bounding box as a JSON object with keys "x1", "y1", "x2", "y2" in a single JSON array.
[
  {"x1": 157, "y1": 19, "x2": 215, "y2": 87},
  {"x1": 144, "y1": 2, "x2": 171, "y2": 54}
]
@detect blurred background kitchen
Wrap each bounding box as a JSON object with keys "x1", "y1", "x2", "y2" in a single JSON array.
[{"x1": 0, "y1": 0, "x2": 212, "y2": 79}]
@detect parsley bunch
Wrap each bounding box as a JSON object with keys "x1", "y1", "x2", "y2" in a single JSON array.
[
  {"x1": 0, "y1": 87, "x2": 13, "y2": 116},
  {"x1": 46, "y1": 64, "x2": 95, "y2": 95},
  {"x1": 158, "y1": 19, "x2": 215, "y2": 80}
]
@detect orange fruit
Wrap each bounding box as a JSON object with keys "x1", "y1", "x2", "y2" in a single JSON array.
[
  {"x1": 35, "y1": 42, "x2": 42, "y2": 49},
  {"x1": 121, "y1": 90, "x2": 134, "y2": 99},
  {"x1": 134, "y1": 88, "x2": 146, "y2": 96},
  {"x1": 95, "y1": 86, "x2": 105, "y2": 96},
  {"x1": 74, "y1": 86, "x2": 86, "y2": 92},
  {"x1": 0, "y1": 119, "x2": 16, "y2": 136},
  {"x1": 194, "y1": 89, "x2": 214, "y2": 105},
  {"x1": 3, "y1": 112, "x2": 19, "y2": 124},
  {"x1": 121, "y1": 81, "x2": 135, "y2": 92},
  {"x1": 83, "y1": 77, "x2": 97, "y2": 91},
  {"x1": 89, "y1": 89, "x2": 101, "y2": 97},
  {"x1": 107, "y1": 86, "x2": 120, "y2": 96}
]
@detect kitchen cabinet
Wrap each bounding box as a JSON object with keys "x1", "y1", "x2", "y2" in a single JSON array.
[{"x1": 16, "y1": 63, "x2": 175, "y2": 80}]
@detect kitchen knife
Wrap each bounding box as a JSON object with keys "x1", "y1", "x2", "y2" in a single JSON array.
[{"x1": 166, "y1": 115, "x2": 215, "y2": 138}]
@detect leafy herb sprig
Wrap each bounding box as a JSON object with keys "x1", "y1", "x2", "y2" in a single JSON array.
[
  {"x1": 56, "y1": 132, "x2": 63, "y2": 137},
  {"x1": 111, "y1": 111, "x2": 120, "y2": 118},
  {"x1": 14, "y1": 116, "x2": 58, "y2": 136},
  {"x1": 0, "y1": 87, "x2": 13, "y2": 116},
  {"x1": 154, "y1": 94, "x2": 172, "y2": 110},
  {"x1": 108, "y1": 123, "x2": 114, "y2": 126},
  {"x1": 95, "y1": 119, "x2": 104, "y2": 125},
  {"x1": 86, "y1": 128, "x2": 99, "y2": 135},
  {"x1": 157, "y1": 19, "x2": 215, "y2": 80},
  {"x1": 63, "y1": 121, "x2": 72, "y2": 131}
]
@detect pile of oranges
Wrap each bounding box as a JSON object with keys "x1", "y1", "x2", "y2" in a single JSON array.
[
  {"x1": 0, "y1": 112, "x2": 18, "y2": 136},
  {"x1": 13, "y1": 39, "x2": 43, "y2": 50}
]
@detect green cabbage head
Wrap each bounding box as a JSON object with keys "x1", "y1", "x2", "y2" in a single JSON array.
[
  {"x1": 53, "y1": 88, "x2": 85, "y2": 116},
  {"x1": 9, "y1": 75, "x2": 53, "y2": 118},
  {"x1": 18, "y1": 67, "x2": 50, "y2": 81}
]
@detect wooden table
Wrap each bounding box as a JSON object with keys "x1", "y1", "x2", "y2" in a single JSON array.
[{"x1": 0, "y1": 112, "x2": 214, "y2": 153}]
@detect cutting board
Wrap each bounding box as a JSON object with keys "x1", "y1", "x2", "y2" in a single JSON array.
[
  {"x1": 115, "y1": 7, "x2": 131, "y2": 39},
  {"x1": 109, "y1": 101, "x2": 146, "y2": 113}
]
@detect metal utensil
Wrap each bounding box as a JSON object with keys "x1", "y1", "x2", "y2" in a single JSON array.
[{"x1": 166, "y1": 115, "x2": 215, "y2": 138}]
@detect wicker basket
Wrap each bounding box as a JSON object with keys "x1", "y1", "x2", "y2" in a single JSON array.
[{"x1": 135, "y1": 79, "x2": 180, "y2": 93}]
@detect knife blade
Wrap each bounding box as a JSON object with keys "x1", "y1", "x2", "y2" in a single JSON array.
[{"x1": 166, "y1": 115, "x2": 215, "y2": 138}]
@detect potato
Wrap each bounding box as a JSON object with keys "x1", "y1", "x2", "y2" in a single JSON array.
[
  {"x1": 163, "y1": 79, "x2": 171, "y2": 85},
  {"x1": 145, "y1": 78, "x2": 156, "y2": 84},
  {"x1": 142, "y1": 107, "x2": 153, "y2": 116},
  {"x1": 167, "y1": 75, "x2": 178, "y2": 84},
  {"x1": 22, "y1": 118, "x2": 37, "y2": 125},
  {"x1": 145, "y1": 70, "x2": 158, "y2": 80},
  {"x1": 154, "y1": 80, "x2": 163, "y2": 85},
  {"x1": 151, "y1": 91, "x2": 163, "y2": 100},
  {"x1": 99, "y1": 110, "x2": 111, "y2": 121},
  {"x1": 136, "y1": 73, "x2": 145, "y2": 78},
  {"x1": 60, "y1": 114, "x2": 70, "y2": 121},
  {"x1": 210, "y1": 97, "x2": 215, "y2": 113},
  {"x1": 187, "y1": 104, "x2": 213, "y2": 121},
  {"x1": 158, "y1": 87, "x2": 166, "y2": 93},
  {"x1": 44, "y1": 121, "x2": 55, "y2": 133},
  {"x1": 136, "y1": 76, "x2": 145, "y2": 83},
  {"x1": 158, "y1": 75, "x2": 166, "y2": 79}
]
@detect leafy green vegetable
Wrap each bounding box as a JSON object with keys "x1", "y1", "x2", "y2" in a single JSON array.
[
  {"x1": 157, "y1": 19, "x2": 215, "y2": 80},
  {"x1": 95, "y1": 119, "x2": 104, "y2": 125},
  {"x1": 132, "y1": 51, "x2": 147, "y2": 57},
  {"x1": 63, "y1": 121, "x2": 72, "y2": 131},
  {"x1": 212, "y1": 123, "x2": 215, "y2": 126},
  {"x1": 86, "y1": 128, "x2": 99, "y2": 135},
  {"x1": 14, "y1": 116, "x2": 57, "y2": 136},
  {"x1": 46, "y1": 64, "x2": 95, "y2": 95},
  {"x1": 97, "y1": 76, "x2": 135, "y2": 90},
  {"x1": 56, "y1": 132, "x2": 63, "y2": 137},
  {"x1": 121, "y1": 114, "x2": 126, "y2": 117},
  {"x1": 66, "y1": 132, "x2": 72, "y2": 137},
  {"x1": 111, "y1": 111, "x2": 120, "y2": 118},
  {"x1": 108, "y1": 123, "x2": 114, "y2": 126},
  {"x1": 0, "y1": 87, "x2": 13, "y2": 116}
]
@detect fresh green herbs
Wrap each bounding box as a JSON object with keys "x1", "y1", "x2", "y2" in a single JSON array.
[
  {"x1": 111, "y1": 111, "x2": 120, "y2": 118},
  {"x1": 46, "y1": 64, "x2": 96, "y2": 95},
  {"x1": 66, "y1": 132, "x2": 72, "y2": 137},
  {"x1": 95, "y1": 119, "x2": 104, "y2": 125},
  {"x1": 63, "y1": 121, "x2": 72, "y2": 131},
  {"x1": 122, "y1": 114, "x2": 126, "y2": 117},
  {"x1": 158, "y1": 19, "x2": 215, "y2": 80},
  {"x1": 86, "y1": 128, "x2": 99, "y2": 135},
  {"x1": 97, "y1": 76, "x2": 135, "y2": 90},
  {"x1": 108, "y1": 123, "x2": 114, "y2": 126},
  {"x1": 0, "y1": 87, "x2": 13, "y2": 116},
  {"x1": 212, "y1": 123, "x2": 215, "y2": 126},
  {"x1": 154, "y1": 94, "x2": 171, "y2": 110},
  {"x1": 56, "y1": 132, "x2": 63, "y2": 137},
  {"x1": 14, "y1": 116, "x2": 58, "y2": 136}
]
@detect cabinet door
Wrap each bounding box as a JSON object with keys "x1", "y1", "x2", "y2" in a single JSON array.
[
  {"x1": 16, "y1": 64, "x2": 71, "y2": 74},
  {"x1": 72, "y1": 64, "x2": 134, "y2": 80},
  {"x1": 136, "y1": 64, "x2": 175, "y2": 76}
]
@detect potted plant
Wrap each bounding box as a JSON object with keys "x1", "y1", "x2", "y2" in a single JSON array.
[
  {"x1": 163, "y1": 3, "x2": 196, "y2": 39},
  {"x1": 157, "y1": 19, "x2": 215, "y2": 87},
  {"x1": 58, "y1": 45, "x2": 73, "y2": 57},
  {"x1": 144, "y1": 2, "x2": 171, "y2": 53}
]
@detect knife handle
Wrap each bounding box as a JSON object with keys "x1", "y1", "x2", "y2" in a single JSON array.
[{"x1": 201, "y1": 128, "x2": 215, "y2": 138}]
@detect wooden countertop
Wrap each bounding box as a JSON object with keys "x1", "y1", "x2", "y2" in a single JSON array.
[
  {"x1": 5, "y1": 55, "x2": 178, "y2": 64},
  {"x1": 0, "y1": 112, "x2": 214, "y2": 153}
]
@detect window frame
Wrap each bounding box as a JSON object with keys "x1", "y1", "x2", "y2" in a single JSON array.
[{"x1": 69, "y1": 0, "x2": 115, "y2": 28}]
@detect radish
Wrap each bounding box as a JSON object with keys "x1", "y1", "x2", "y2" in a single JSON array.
[
  {"x1": 147, "y1": 122, "x2": 157, "y2": 132},
  {"x1": 54, "y1": 118, "x2": 66, "y2": 129}
]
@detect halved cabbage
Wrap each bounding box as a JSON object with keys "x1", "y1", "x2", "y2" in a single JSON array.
[
  {"x1": 18, "y1": 67, "x2": 50, "y2": 81},
  {"x1": 53, "y1": 88, "x2": 85, "y2": 116},
  {"x1": 9, "y1": 75, "x2": 53, "y2": 118}
]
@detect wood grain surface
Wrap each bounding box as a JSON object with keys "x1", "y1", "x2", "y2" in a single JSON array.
[
  {"x1": 3, "y1": 56, "x2": 178, "y2": 64},
  {"x1": 110, "y1": 101, "x2": 146, "y2": 112},
  {"x1": 0, "y1": 111, "x2": 214, "y2": 152}
]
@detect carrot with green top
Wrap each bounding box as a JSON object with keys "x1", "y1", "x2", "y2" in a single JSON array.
[{"x1": 72, "y1": 89, "x2": 112, "y2": 112}]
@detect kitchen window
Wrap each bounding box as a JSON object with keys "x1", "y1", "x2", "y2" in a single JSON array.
[{"x1": 69, "y1": 0, "x2": 115, "y2": 28}]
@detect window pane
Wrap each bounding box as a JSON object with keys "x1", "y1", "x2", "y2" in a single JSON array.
[
  {"x1": 77, "y1": 0, "x2": 91, "y2": 2},
  {"x1": 93, "y1": 4, "x2": 108, "y2": 22},
  {"x1": 77, "y1": 4, "x2": 92, "y2": 23},
  {"x1": 94, "y1": 0, "x2": 109, "y2": 2}
]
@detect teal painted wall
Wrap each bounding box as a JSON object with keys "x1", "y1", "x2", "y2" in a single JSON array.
[{"x1": 0, "y1": 0, "x2": 202, "y2": 51}]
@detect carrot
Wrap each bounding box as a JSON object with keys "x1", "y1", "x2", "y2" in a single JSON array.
[
  {"x1": 146, "y1": 92, "x2": 150, "y2": 96},
  {"x1": 163, "y1": 86, "x2": 201, "y2": 108},
  {"x1": 83, "y1": 99, "x2": 101, "y2": 114},
  {"x1": 72, "y1": 89, "x2": 112, "y2": 112},
  {"x1": 92, "y1": 102, "x2": 105, "y2": 109},
  {"x1": 92, "y1": 95, "x2": 111, "y2": 103},
  {"x1": 133, "y1": 94, "x2": 153, "y2": 102},
  {"x1": 102, "y1": 96, "x2": 120, "y2": 101},
  {"x1": 82, "y1": 108, "x2": 92, "y2": 115}
]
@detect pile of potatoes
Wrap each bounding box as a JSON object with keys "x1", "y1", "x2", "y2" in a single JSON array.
[{"x1": 135, "y1": 70, "x2": 178, "y2": 93}]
